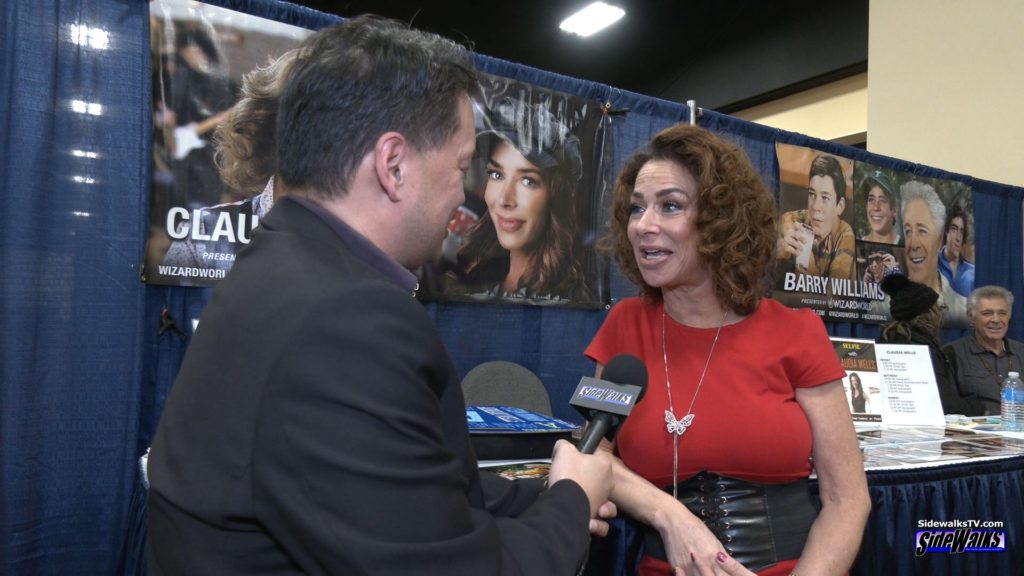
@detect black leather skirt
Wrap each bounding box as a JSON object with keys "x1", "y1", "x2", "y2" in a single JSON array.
[{"x1": 642, "y1": 471, "x2": 817, "y2": 572}]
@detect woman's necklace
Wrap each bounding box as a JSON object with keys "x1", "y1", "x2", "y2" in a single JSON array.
[{"x1": 662, "y1": 306, "x2": 728, "y2": 499}]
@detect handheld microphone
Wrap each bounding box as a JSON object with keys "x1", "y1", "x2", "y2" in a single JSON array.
[{"x1": 570, "y1": 354, "x2": 648, "y2": 454}]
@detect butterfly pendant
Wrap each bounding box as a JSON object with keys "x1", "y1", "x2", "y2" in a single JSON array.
[{"x1": 664, "y1": 411, "x2": 694, "y2": 437}]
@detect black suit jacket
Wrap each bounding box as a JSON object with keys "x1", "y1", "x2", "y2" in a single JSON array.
[{"x1": 148, "y1": 198, "x2": 591, "y2": 575}]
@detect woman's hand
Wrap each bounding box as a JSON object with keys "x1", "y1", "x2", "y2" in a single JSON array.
[
  {"x1": 675, "y1": 551, "x2": 758, "y2": 576},
  {"x1": 658, "y1": 511, "x2": 756, "y2": 576}
]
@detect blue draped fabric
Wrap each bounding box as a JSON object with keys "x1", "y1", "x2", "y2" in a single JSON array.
[
  {"x1": 3, "y1": 0, "x2": 1024, "y2": 574},
  {"x1": 856, "y1": 456, "x2": 1024, "y2": 575},
  {"x1": 1, "y1": 1, "x2": 150, "y2": 573}
]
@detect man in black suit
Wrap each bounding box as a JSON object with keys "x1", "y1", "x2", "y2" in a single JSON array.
[{"x1": 147, "y1": 16, "x2": 614, "y2": 575}]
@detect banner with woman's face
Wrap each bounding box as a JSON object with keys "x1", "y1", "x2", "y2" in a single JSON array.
[
  {"x1": 773, "y1": 143, "x2": 974, "y2": 328},
  {"x1": 416, "y1": 74, "x2": 612, "y2": 308},
  {"x1": 142, "y1": 2, "x2": 612, "y2": 308}
]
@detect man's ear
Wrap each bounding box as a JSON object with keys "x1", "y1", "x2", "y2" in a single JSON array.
[
  {"x1": 375, "y1": 132, "x2": 407, "y2": 203},
  {"x1": 837, "y1": 195, "x2": 846, "y2": 216}
]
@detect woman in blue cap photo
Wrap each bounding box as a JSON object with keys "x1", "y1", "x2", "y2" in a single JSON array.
[{"x1": 451, "y1": 97, "x2": 592, "y2": 303}]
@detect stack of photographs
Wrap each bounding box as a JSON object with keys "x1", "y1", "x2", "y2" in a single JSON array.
[
  {"x1": 857, "y1": 427, "x2": 1024, "y2": 470},
  {"x1": 478, "y1": 461, "x2": 552, "y2": 480}
]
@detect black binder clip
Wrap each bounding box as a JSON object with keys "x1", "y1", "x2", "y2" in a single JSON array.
[{"x1": 159, "y1": 307, "x2": 187, "y2": 342}]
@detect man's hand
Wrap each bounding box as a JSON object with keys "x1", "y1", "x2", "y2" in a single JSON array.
[
  {"x1": 547, "y1": 439, "x2": 614, "y2": 517},
  {"x1": 588, "y1": 501, "x2": 618, "y2": 536}
]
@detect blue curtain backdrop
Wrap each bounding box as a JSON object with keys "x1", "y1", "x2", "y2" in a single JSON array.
[{"x1": 2, "y1": 0, "x2": 1023, "y2": 574}]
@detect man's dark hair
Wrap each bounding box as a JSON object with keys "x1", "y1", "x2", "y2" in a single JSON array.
[
  {"x1": 808, "y1": 154, "x2": 846, "y2": 204},
  {"x1": 943, "y1": 202, "x2": 969, "y2": 244},
  {"x1": 276, "y1": 16, "x2": 478, "y2": 198}
]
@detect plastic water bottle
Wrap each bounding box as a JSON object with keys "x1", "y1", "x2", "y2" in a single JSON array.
[{"x1": 1001, "y1": 371, "x2": 1024, "y2": 432}]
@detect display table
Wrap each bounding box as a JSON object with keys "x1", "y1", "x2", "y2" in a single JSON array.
[
  {"x1": 583, "y1": 427, "x2": 1024, "y2": 575},
  {"x1": 851, "y1": 452, "x2": 1022, "y2": 575}
]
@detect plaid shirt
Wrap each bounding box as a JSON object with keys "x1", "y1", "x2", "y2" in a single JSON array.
[{"x1": 781, "y1": 209, "x2": 857, "y2": 280}]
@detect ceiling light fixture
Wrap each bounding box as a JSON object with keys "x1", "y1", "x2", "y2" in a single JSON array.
[{"x1": 559, "y1": 2, "x2": 625, "y2": 37}]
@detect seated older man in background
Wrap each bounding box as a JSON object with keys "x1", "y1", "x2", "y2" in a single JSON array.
[{"x1": 944, "y1": 285, "x2": 1024, "y2": 415}]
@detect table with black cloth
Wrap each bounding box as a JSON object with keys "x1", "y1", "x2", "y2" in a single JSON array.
[{"x1": 585, "y1": 453, "x2": 1024, "y2": 575}]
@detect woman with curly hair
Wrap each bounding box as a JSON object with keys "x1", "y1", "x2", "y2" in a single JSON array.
[
  {"x1": 162, "y1": 48, "x2": 298, "y2": 270},
  {"x1": 214, "y1": 47, "x2": 299, "y2": 201},
  {"x1": 585, "y1": 125, "x2": 869, "y2": 575},
  {"x1": 450, "y1": 98, "x2": 591, "y2": 304}
]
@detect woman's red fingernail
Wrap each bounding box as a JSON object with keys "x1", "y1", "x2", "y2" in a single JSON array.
[{"x1": 717, "y1": 551, "x2": 727, "y2": 562}]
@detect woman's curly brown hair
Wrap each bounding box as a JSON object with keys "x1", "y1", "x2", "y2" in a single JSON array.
[
  {"x1": 601, "y1": 124, "x2": 777, "y2": 315},
  {"x1": 213, "y1": 49, "x2": 299, "y2": 196}
]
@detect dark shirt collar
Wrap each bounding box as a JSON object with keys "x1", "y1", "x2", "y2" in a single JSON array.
[
  {"x1": 286, "y1": 196, "x2": 418, "y2": 293},
  {"x1": 967, "y1": 333, "x2": 1014, "y2": 357}
]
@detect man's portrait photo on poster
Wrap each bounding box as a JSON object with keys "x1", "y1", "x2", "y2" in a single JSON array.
[
  {"x1": 417, "y1": 74, "x2": 611, "y2": 308},
  {"x1": 775, "y1": 146, "x2": 857, "y2": 283},
  {"x1": 895, "y1": 178, "x2": 973, "y2": 327},
  {"x1": 856, "y1": 166, "x2": 974, "y2": 328},
  {"x1": 772, "y1": 144, "x2": 868, "y2": 322},
  {"x1": 771, "y1": 143, "x2": 975, "y2": 328},
  {"x1": 855, "y1": 167, "x2": 902, "y2": 246}
]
